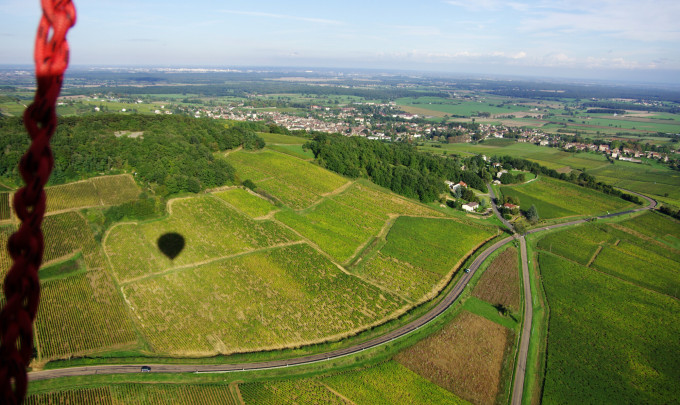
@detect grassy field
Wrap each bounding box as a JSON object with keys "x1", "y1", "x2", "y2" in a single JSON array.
[
  {"x1": 122, "y1": 244, "x2": 407, "y2": 355},
  {"x1": 500, "y1": 176, "x2": 634, "y2": 220},
  {"x1": 277, "y1": 181, "x2": 444, "y2": 264},
  {"x1": 396, "y1": 310, "x2": 512, "y2": 405},
  {"x1": 105, "y1": 195, "x2": 299, "y2": 282},
  {"x1": 587, "y1": 161, "x2": 680, "y2": 205},
  {"x1": 257, "y1": 132, "x2": 310, "y2": 144},
  {"x1": 224, "y1": 150, "x2": 347, "y2": 209},
  {"x1": 26, "y1": 384, "x2": 239, "y2": 405},
  {"x1": 538, "y1": 252, "x2": 680, "y2": 404},
  {"x1": 472, "y1": 247, "x2": 521, "y2": 312},
  {"x1": 45, "y1": 174, "x2": 141, "y2": 213},
  {"x1": 266, "y1": 143, "x2": 315, "y2": 160},
  {"x1": 213, "y1": 188, "x2": 276, "y2": 218},
  {"x1": 397, "y1": 97, "x2": 528, "y2": 118}
]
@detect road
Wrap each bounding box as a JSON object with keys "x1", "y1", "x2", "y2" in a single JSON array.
[
  {"x1": 487, "y1": 184, "x2": 514, "y2": 232},
  {"x1": 29, "y1": 188, "x2": 658, "y2": 395}
]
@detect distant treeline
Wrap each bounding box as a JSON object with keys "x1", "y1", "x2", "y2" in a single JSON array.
[
  {"x1": 64, "y1": 82, "x2": 448, "y2": 102},
  {"x1": 582, "y1": 101, "x2": 680, "y2": 114},
  {"x1": 0, "y1": 114, "x2": 266, "y2": 195},
  {"x1": 304, "y1": 134, "x2": 486, "y2": 203},
  {"x1": 586, "y1": 108, "x2": 627, "y2": 115},
  {"x1": 493, "y1": 156, "x2": 643, "y2": 205}
]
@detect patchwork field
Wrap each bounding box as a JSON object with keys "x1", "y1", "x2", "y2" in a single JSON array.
[
  {"x1": 45, "y1": 174, "x2": 141, "y2": 213},
  {"x1": 277, "y1": 181, "x2": 445, "y2": 264},
  {"x1": 105, "y1": 195, "x2": 299, "y2": 282},
  {"x1": 500, "y1": 176, "x2": 634, "y2": 220},
  {"x1": 213, "y1": 187, "x2": 277, "y2": 218},
  {"x1": 224, "y1": 150, "x2": 347, "y2": 209},
  {"x1": 27, "y1": 384, "x2": 239, "y2": 405},
  {"x1": 396, "y1": 311, "x2": 512, "y2": 405},
  {"x1": 538, "y1": 252, "x2": 680, "y2": 404},
  {"x1": 122, "y1": 244, "x2": 407, "y2": 355},
  {"x1": 354, "y1": 216, "x2": 497, "y2": 302}
]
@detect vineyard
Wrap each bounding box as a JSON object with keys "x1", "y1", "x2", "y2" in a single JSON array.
[
  {"x1": 240, "y1": 379, "x2": 347, "y2": 405},
  {"x1": 395, "y1": 311, "x2": 513, "y2": 405},
  {"x1": 213, "y1": 187, "x2": 276, "y2": 218},
  {"x1": 355, "y1": 216, "x2": 496, "y2": 302},
  {"x1": 0, "y1": 224, "x2": 16, "y2": 284},
  {"x1": 472, "y1": 247, "x2": 521, "y2": 312},
  {"x1": 538, "y1": 252, "x2": 680, "y2": 404},
  {"x1": 0, "y1": 191, "x2": 9, "y2": 220},
  {"x1": 105, "y1": 195, "x2": 300, "y2": 282},
  {"x1": 45, "y1": 174, "x2": 141, "y2": 213},
  {"x1": 277, "y1": 182, "x2": 445, "y2": 263},
  {"x1": 618, "y1": 211, "x2": 680, "y2": 248},
  {"x1": 225, "y1": 149, "x2": 347, "y2": 209},
  {"x1": 26, "y1": 384, "x2": 239, "y2": 405},
  {"x1": 500, "y1": 176, "x2": 634, "y2": 220},
  {"x1": 322, "y1": 361, "x2": 468, "y2": 404},
  {"x1": 121, "y1": 244, "x2": 407, "y2": 355}
]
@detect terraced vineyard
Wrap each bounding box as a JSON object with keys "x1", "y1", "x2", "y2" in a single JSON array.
[
  {"x1": 45, "y1": 174, "x2": 141, "y2": 213},
  {"x1": 122, "y1": 244, "x2": 407, "y2": 355},
  {"x1": 105, "y1": 195, "x2": 299, "y2": 282},
  {"x1": 225, "y1": 150, "x2": 347, "y2": 209},
  {"x1": 26, "y1": 384, "x2": 239, "y2": 405},
  {"x1": 500, "y1": 176, "x2": 634, "y2": 220}
]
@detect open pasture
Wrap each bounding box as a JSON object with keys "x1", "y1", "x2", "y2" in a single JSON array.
[
  {"x1": 225, "y1": 150, "x2": 347, "y2": 209},
  {"x1": 396, "y1": 310, "x2": 512, "y2": 405},
  {"x1": 500, "y1": 176, "x2": 633, "y2": 220},
  {"x1": 323, "y1": 361, "x2": 468, "y2": 405},
  {"x1": 105, "y1": 195, "x2": 299, "y2": 282},
  {"x1": 277, "y1": 182, "x2": 444, "y2": 264},
  {"x1": 538, "y1": 252, "x2": 680, "y2": 404},
  {"x1": 122, "y1": 244, "x2": 406, "y2": 355},
  {"x1": 472, "y1": 247, "x2": 520, "y2": 311},
  {"x1": 27, "y1": 384, "x2": 239, "y2": 405},
  {"x1": 45, "y1": 174, "x2": 141, "y2": 213},
  {"x1": 213, "y1": 188, "x2": 276, "y2": 218}
]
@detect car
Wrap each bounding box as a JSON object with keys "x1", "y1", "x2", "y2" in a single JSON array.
[
  {"x1": 464, "y1": 268, "x2": 470, "y2": 273},
  {"x1": 141, "y1": 366, "x2": 151, "y2": 372}
]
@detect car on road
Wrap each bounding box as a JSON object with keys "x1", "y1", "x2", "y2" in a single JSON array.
[
  {"x1": 464, "y1": 268, "x2": 470, "y2": 273},
  {"x1": 141, "y1": 366, "x2": 151, "y2": 372}
]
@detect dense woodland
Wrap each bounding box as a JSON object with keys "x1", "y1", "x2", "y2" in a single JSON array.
[{"x1": 0, "y1": 114, "x2": 265, "y2": 194}]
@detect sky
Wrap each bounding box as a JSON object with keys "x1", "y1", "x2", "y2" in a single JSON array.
[{"x1": 1, "y1": 0, "x2": 680, "y2": 83}]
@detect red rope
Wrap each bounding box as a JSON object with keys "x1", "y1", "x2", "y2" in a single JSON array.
[{"x1": 0, "y1": 1, "x2": 75, "y2": 403}]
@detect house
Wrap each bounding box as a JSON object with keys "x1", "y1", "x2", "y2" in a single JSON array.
[
  {"x1": 497, "y1": 170, "x2": 508, "y2": 179},
  {"x1": 503, "y1": 203, "x2": 519, "y2": 211},
  {"x1": 462, "y1": 202, "x2": 479, "y2": 212}
]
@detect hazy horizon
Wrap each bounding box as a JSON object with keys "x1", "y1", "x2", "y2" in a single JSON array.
[{"x1": 2, "y1": 0, "x2": 679, "y2": 85}]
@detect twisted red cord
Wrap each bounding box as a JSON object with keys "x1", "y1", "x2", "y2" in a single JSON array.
[{"x1": 0, "y1": 1, "x2": 75, "y2": 403}]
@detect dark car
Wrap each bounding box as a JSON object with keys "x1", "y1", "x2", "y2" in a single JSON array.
[
  {"x1": 464, "y1": 268, "x2": 470, "y2": 273},
  {"x1": 141, "y1": 366, "x2": 151, "y2": 372}
]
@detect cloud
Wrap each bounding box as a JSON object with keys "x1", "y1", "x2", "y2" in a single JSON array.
[
  {"x1": 219, "y1": 10, "x2": 343, "y2": 26},
  {"x1": 444, "y1": 0, "x2": 529, "y2": 12}
]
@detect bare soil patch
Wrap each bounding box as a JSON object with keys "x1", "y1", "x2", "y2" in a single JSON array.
[{"x1": 473, "y1": 248, "x2": 521, "y2": 311}]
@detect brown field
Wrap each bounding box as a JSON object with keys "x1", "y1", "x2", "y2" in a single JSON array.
[
  {"x1": 395, "y1": 311, "x2": 512, "y2": 405},
  {"x1": 473, "y1": 248, "x2": 521, "y2": 311}
]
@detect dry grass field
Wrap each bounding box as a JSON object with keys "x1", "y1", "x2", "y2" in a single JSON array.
[{"x1": 472, "y1": 248, "x2": 521, "y2": 312}]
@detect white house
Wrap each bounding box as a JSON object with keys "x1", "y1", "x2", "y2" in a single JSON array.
[{"x1": 462, "y1": 202, "x2": 479, "y2": 212}]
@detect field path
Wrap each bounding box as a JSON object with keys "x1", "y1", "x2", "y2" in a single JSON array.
[{"x1": 27, "y1": 190, "x2": 658, "y2": 390}]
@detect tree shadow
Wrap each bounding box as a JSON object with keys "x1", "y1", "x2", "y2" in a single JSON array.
[{"x1": 157, "y1": 232, "x2": 185, "y2": 260}]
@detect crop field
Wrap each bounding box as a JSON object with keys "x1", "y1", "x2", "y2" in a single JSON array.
[
  {"x1": 472, "y1": 247, "x2": 521, "y2": 311},
  {"x1": 538, "y1": 252, "x2": 680, "y2": 404},
  {"x1": 27, "y1": 384, "x2": 239, "y2": 405},
  {"x1": 323, "y1": 361, "x2": 468, "y2": 405},
  {"x1": 618, "y1": 211, "x2": 680, "y2": 248},
  {"x1": 240, "y1": 379, "x2": 347, "y2": 405},
  {"x1": 36, "y1": 270, "x2": 137, "y2": 359},
  {"x1": 588, "y1": 161, "x2": 680, "y2": 204},
  {"x1": 41, "y1": 212, "x2": 108, "y2": 270},
  {"x1": 277, "y1": 182, "x2": 444, "y2": 263},
  {"x1": 213, "y1": 188, "x2": 276, "y2": 218},
  {"x1": 91, "y1": 174, "x2": 141, "y2": 205},
  {"x1": 122, "y1": 244, "x2": 406, "y2": 355},
  {"x1": 536, "y1": 224, "x2": 617, "y2": 265},
  {"x1": 266, "y1": 143, "x2": 315, "y2": 160},
  {"x1": 105, "y1": 195, "x2": 299, "y2": 282},
  {"x1": 396, "y1": 97, "x2": 528, "y2": 117},
  {"x1": 45, "y1": 174, "x2": 141, "y2": 213},
  {"x1": 224, "y1": 150, "x2": 347, "y2": 209},
  {"x1": 500, "y1": 176, "x2": 633, "y2": 219},
  {"x1": 0, "y1": 192, "x2": 10, "y2": 220},
  {"x1": 396, "y1": 310, "x2": 512, "y2": 405}
]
